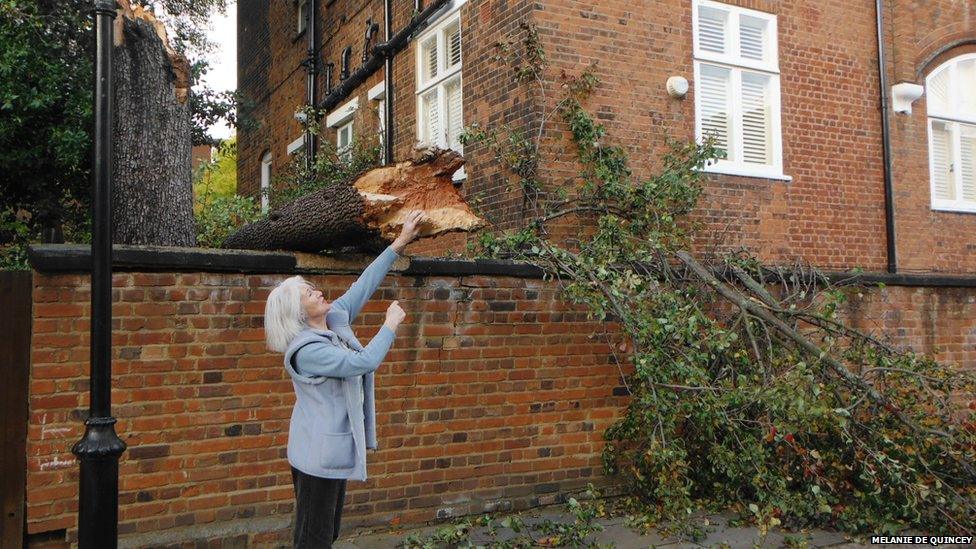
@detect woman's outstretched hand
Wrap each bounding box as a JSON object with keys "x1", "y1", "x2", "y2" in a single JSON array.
[
  {"x1": 383, "y1": 300, "x2": 406, "y2": 331},
  {"x1": 391, "y1": 210, "x2": 427, "y2": 254}
]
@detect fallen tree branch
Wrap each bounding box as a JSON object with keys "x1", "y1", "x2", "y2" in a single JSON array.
[
  {"x1": 224, "y1": 147, "x2": 483, "y2": 252},
  {"x1": 675, "y1": 250, "x2": 976, "y2": 480}
]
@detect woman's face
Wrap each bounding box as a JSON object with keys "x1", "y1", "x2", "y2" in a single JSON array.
[{"x1": 300, "y1": 283, "x2": 330, "y2": 319}]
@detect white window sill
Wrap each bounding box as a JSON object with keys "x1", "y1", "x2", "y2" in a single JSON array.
[
  {"x1": 700, "y1": 163, "x2": 792, "y2": 182},
  {"x1": 287, "y1": 135, "x2": 305, "y2": 155},
  {"x1": 931, "y1": 201, "x2": 976, "y2": 214},
  {"x1": 326, "y1": 97, "x2": 359, "y2": 128}
]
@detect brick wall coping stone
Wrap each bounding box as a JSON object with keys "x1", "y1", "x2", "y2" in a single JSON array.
[
  {"x1": 27, "y1": 244, "x2": 976, "y2": 287},
  {"x1": 26, "y1": 243, "x2": 548, "y2": 278}
]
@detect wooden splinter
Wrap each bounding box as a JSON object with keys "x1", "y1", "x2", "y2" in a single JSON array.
[{"x1": 223, "y1": 147, "x2": 484, "y2": 252}]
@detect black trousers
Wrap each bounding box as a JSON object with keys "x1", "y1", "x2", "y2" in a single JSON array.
[{"x1": 291, "y1": 467, "x2": 347, "y2": 548}]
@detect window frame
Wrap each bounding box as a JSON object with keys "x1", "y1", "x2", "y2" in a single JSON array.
[
  {"x1": 326, "y1": 97, "x2": 359, "y2": 163},
  {"x1": 286, "y1": 135, "x2": 305, "y2": 156},
  {"x1": 415, "y1": 1, "x2": 467, "y2": 181},
  {"x1": 368, "y1": 82, "x2": 387, "y2": 164},
  {"x1": 692, "y1": 0, "x2": 788, "y2": 181},
  {"x1": 336, "y1": 121, "x2": 354, "y2": 162},
  {"x1": 926, "y1": 53, "x2": 976, "y2": 214},
  {"x1": 260, "y1": 151, "x2": 272, "y2": 214},
  {"x1": 296, "y1": 0, "x2": 308, "y2": 35}
]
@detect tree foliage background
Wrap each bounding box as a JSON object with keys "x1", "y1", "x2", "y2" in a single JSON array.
[{"x1": 0, "y1": 0, "x2": 234, "y2": 267}]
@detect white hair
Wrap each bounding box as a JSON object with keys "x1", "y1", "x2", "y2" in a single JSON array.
[{"x1": 264, "y1": 275, "x2": 310, "y2": 353}]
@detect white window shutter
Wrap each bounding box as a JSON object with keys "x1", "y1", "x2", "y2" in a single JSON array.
[
  {"x1": 423, "y1": 37, "x2": 438, "y2": 82},
  {"x1": 422, "y1": 89, "x2": 440, "y2": 144},
  {"x1": 698, "y1": 64, "x2": 731, "y2": 156},
  {"x1": 740, "y1": 72, "x2": 771, "y2": 165},
  {"x1": 958, "y1": 59, "x2": 976, "y2": 119},
  {"x1": 927, "y1": 67, "x2": 951, "y2": 115},
  {"x1": 697, "y1": 6, "x2": 728, "y2": 55},
  {"x1": 445, "y1": 78, "x2": 463, "y2": 151},
  {"x1": 446, "y1": 21, "x2": 461, "y2": 69},
  {"x1": 738, "y1": 15, "x2": 766, "y2": 63},
  {"x1": 960, "y1": 125, "x2": 976, "y2": 202},
  {"x1": 931, "y1": 121, "x2": 955, "y2": 201}
]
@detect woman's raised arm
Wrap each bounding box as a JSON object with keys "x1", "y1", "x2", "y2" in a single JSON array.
[{"x1": 330, "y1": 211, "x2": 426, "y2": 323}]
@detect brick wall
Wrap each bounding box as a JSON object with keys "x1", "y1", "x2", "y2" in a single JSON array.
[
  {"x1": 26, "y1": 261, "x2": 630, "y2": 545},
  {"x1": 238, "y1": 0, "x2": 976, "y2": 274},
  {"x1": 841, "y1": 285, "x2": 976, "y2": 368},
  {"x1": 24, "y1": 255, "x2": 976, "y2": 546}
]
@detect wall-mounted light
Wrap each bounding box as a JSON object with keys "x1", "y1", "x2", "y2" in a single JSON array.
[
  {"x1": 892, "y1": 82, "x2": 924, "y2": 115},
  {"x1": 666, "y1": 76, "x2": 689, "y2": 99}
]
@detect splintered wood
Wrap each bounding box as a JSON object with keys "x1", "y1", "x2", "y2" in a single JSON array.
[{"x1": 223, "y1": 147, "x2": 484, "y2": 252}]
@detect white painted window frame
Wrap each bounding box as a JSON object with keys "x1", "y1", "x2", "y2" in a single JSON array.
[
  {"x1": 326, "y1": 97, "x2": 359, "y2": 162},
  {"x1": 415, "y1": 0, "x2": 467, "y2": 181},
  {"x1": 692, "y1": 0, "x2": 788, "y2": 181},
  {"x1": 286, "y1": 135, "x2": 305, "y2": 155},
  {"x1": 296, "y1": 0, "x2": 308, "y2": 34},
  {"x1": 260, "y1": 151, "x2": 272, "y2": 214},
  {"x1": 337, "y1": 121, "x2": 354, "y2": 161},
  {"x1": 369, "y1": 82, "x2": 387, "y2": 164},
  {"x1": 926, "y1": 53, "x2": 976, "y2": 214}
]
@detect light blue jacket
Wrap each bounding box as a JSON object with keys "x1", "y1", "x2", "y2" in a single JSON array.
[{"x1": 283, "y1": 246, "x2": 400, "y2": 480}]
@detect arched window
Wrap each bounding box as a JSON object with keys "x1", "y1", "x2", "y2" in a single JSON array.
[
  {"x1": 260, "y1": 151, "x2": 272, "y2": 214},
  {"x1": 927, "y1": 53, "x2": 976, "y2": 213}
]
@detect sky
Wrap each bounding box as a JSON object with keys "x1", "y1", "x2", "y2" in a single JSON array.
[{"x1": 199, "y1": 1, "x2": 237, "y2": 141}]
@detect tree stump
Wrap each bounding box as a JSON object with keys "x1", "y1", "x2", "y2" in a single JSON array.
[
  {"x1": 223, "y1": 148, "x2": 483, "y2": 252},
  {"x1": 111, "y1": 0, "x2": 196, "y2": 246}
]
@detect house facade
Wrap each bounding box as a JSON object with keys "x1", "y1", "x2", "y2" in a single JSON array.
[{"x1": 238, "y1": 0, "x2": 976, "y2": 274}]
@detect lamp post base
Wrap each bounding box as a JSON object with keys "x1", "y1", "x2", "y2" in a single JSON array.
[{"x1": 71, "y1": 417, "x2": 127, "y2": 548}]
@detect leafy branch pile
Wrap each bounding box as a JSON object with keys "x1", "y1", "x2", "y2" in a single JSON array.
[{"x1": 464, "y1": 24, "x2": 976, "y2": 537}]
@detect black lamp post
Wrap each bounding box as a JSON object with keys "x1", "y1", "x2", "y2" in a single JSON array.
[{"x1": 70, "y1": 1, "x2": 127, "y2": 547}]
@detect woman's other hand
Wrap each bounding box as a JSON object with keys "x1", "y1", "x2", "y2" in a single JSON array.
[
  {"x1": 391, "y1": 210, "x2": 427, "y2": 253},
  {"x1": 384, "y1": 300, "x2": 406, "y2": 331}
]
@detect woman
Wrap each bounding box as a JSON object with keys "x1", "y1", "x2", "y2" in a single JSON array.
[{"x1": 264, "y1": 210, "x2": 426, "y2": 548}]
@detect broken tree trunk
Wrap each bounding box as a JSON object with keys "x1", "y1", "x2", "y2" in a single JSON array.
[
  {"x1": 223, "y1": 148, "x2": 483, "y2": 252},
  {"x1": 111, "y1": 0, "x2": 196, "y2": 246}
]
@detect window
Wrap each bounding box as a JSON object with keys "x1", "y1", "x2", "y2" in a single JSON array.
[
  {"x1": 337, "y1": 121, "x2": 353, "y2": 162},
  {"x1": 287, "y1": 135, "x2": 305, "y2": 156},
  {"x1": 326, "y1": 97, "x2": 359, "y2": 163},
  {"x1": 416, "y1": 4, "x2": 464, "y2": 179},
  {"x1": 693, "y1": 0, "x2": 786, "y2": 180},
  {"x1": 260, "y1": 151, "x2": 272, "y2": 213},
  {"x1": 368, "y1": 82, "x2": 386, "y2": 164},
  {"x1": 296, "y1": 0, "x2": 308, "y2": 34},
  {"x1": 927, "y1": 54, "x2": 976, "y2": 213},
  {"x1": 377, "y1": 99, "x2": 386, "y2": 163}
]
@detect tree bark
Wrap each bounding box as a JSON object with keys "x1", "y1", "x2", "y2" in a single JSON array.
[
  {"x1": 111, "y1": 0, "x2": 195, "y2": 246},
  {"x1": 223, "y1": 147, "x2": 483, "y2": 252}
]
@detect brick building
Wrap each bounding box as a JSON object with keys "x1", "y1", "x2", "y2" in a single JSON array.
[
  {"x1": 11, "y1": 2, "x2": 976, "y2": 545},
  {"x1": 237, "y1": 0, "x2": 976, "y2": 272}
]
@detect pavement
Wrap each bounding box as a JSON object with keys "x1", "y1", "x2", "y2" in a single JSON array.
[{"x1": 332, "y1": 505, "x2": 876, "y2": 548}]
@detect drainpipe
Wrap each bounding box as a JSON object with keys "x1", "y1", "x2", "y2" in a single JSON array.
[
  {"x1": 304, "y1": 0, "x2": 319, "y2": 173},
  {"x1": 876, "y1": 0, "x2": 898, "y2": 273},
  {"x1": 383, "y1": 0, "x2": 394, "y2": 164},
  {"x1": 72, "y1": 2, "x2": 127, "y2": 547}
]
